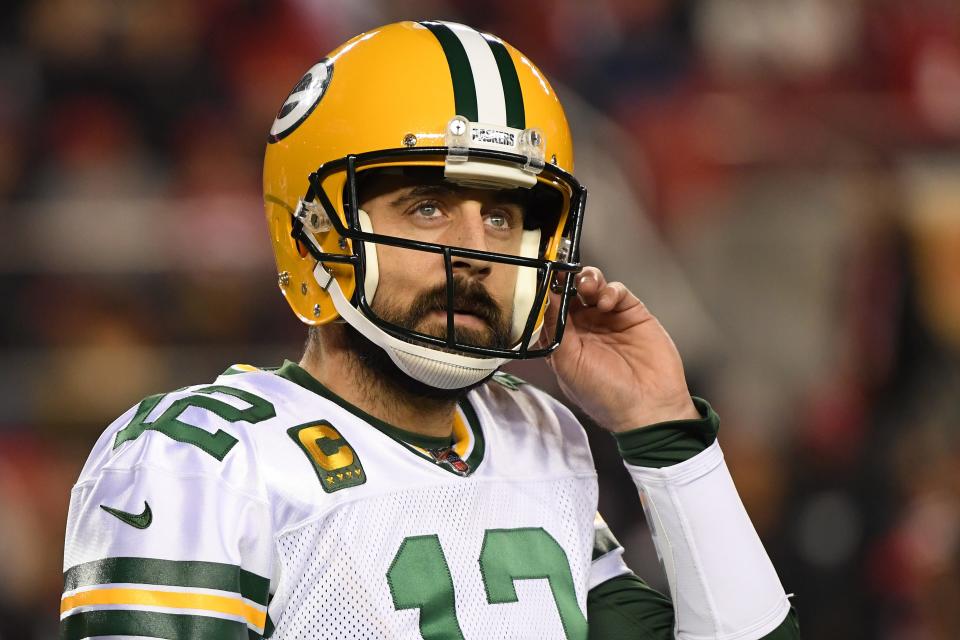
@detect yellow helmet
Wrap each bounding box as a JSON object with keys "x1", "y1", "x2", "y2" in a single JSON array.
[{"x1": 263, "y1": 20, "x2": 585, "y2": 389}]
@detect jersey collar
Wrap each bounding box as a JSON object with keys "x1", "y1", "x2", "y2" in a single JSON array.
[{"x1": 273, "y1": 360, "x2": 486, "y2": 475}]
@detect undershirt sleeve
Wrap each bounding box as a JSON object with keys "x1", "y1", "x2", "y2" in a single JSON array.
[{"x1": 612, "y1": 397, "x2": 717, "y2": 468}]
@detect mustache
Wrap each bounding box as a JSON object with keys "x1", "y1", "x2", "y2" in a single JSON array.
[{"x1": 406, "y1": 277, "x2": 505, "y2": 328}]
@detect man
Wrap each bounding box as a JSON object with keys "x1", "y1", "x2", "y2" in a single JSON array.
[{"x1": 60, "y1": 21, "x2": 800, "y2": 639}]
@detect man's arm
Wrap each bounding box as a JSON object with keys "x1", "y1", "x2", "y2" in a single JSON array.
[
  {"x1": 539, "y1": 267, "x2": 798, "y2": 637},
  {"x1": 584, "y1": 398, "x2": 799, "y2": 639},
  {"x1": 60, "y1": 391, "x2": 275, "y2": 640}
]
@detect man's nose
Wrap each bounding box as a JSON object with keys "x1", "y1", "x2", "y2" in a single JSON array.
[{"x1": 448, "y1": 203, "x2": 492, "y2": 277}]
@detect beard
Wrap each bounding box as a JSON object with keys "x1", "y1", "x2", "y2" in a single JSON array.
[{"x1": 341, "y1": 277, "x2": 512, "y2": 401}]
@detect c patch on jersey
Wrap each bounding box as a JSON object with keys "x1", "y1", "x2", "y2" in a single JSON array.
[
  {"x1": 288, "y1": 421, "x2": 365, "y2": 493},
  {"x1": 268, "y1": 59, "x2": 333, "y2": 143}
]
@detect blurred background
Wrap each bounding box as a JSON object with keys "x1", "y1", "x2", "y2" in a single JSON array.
[{"x1": 1, "y1": 0, "x2": 959, "y2": 637}]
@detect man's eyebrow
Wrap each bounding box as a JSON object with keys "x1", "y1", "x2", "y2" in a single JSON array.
[
  {"x1": 388, "y1": 183, "x2": 528, "y2": 209},
  {"x1": 388, "y1": 184, "x2": 458, "y2": 208}
]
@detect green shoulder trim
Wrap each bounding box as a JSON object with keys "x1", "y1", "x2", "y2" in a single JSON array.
[
  {"x1": 274, "y1": 361, "x2": 486, "y2": 476},
  {"x1": 490, "y1": 371, "x2": 527, "y2": 391},
  {"x1": 612, "y1": 397, "x2": 718, "y2": 468},
  {"x1": 63, "y1": 556, "x2": 269, "y2": 606}
]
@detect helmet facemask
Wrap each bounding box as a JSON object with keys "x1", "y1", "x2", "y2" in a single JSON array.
[{"x1": 291, "y1": 148, "x2": 585, "y2": 389}]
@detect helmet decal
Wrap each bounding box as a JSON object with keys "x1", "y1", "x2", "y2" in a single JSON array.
[
  {"x1": 420, "y1": 22, "x2": 525, "y2": 129},
  {"x1": 269, "y1": 59, "x2": 333, "y2": 143}
]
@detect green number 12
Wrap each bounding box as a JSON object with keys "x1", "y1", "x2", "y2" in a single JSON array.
[{"x1": 386, "y1": 527, "x2": 587, "y2": 639}]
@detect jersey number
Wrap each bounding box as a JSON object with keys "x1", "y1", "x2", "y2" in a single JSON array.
[
  {"x1": 114, "y1": 386, "x2": 275, "y2": 460},
  {"x1": 387, "y1": 528, "x2": 587, "y2": 640}
]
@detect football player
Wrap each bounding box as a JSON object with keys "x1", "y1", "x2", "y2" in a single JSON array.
[{"x1": 60, "y1": 21, "x2": 800, "y2": 639}]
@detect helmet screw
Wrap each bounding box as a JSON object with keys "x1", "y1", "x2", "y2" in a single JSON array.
[
  {"x1": 449, "y1": 119, "x2": 466, "y2": 135},
  {"x1": 301, "y1": 283, "x2": 309, "y2": 295},
  {"x1": 278, "y1": 271, "x2": 290, "y2": 287},
  {"x1": 402, "y1": 133, "x2": 417, "y2": 147},
  {"x1": 551, "y1": 154, "x2": 558, "y2": 165},
  {"x1": 313, "y1": 303, "x2": 322, "y2": 317},
  {"x1": 530, "y1": 131, "x2": 542, "y2": 147},
  {"x1": 339, "y1": 237, "x2": 348, "y2": 250}
]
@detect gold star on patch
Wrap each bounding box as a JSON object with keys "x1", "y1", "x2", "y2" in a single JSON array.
[
  {"x1": 326, "y1": 477, "x2": 334, "y2": 484},
  {"x1": 346, "y1": 470, "x2": 353, "y2": 478},
  {"x1": 337, "y1": 473, "x2": 344, "y2": 480}
]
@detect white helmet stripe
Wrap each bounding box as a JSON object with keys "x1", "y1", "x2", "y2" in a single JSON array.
[{"x1": 445, "y1": 22, "x2": 507, "y2": 126}]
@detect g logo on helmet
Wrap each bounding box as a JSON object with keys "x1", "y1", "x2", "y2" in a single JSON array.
[{"x1": 269, "y1": 59, "x2": 333, "y2": 143}]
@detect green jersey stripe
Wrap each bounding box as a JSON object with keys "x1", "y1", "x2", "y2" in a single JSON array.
[
  {"x1": 420, "y1": 21, "x2": 479, "y2": 122},
  {"x1": 63, "y1": 557, "x2": 270, "y2": 606},
  {"x1": 60, "y1": 609, "x2": 257, "y2": 640},
  {"x1": 483, "y1": 35, "x2": 525, "y2": 129}
]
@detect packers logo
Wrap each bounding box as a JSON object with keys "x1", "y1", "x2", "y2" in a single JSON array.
[
  {"x1": 269, "y1": 59, "x2": 333, "y2": 143},
  {"x1": 288, "y1": 420, "x2": 365, "y2": 493}
]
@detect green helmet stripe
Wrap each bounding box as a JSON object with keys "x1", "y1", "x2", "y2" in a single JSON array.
[
  {"x1": 420, "y1": 21, "x2": 479, "y2": 122},
  {"x1": 483, "y1": 34, "x2": 525, "y2": 129}
]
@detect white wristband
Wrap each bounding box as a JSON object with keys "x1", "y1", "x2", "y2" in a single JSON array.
[{"x1": 626, "y1": 440, "x2": 790, "y2": 640}]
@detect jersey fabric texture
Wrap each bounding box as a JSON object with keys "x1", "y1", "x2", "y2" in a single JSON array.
[{"x1": 60, "y1": 362, "x2": 631, "y2": 639}]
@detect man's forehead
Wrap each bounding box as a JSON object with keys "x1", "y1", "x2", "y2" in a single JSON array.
[{"x1": 358, "y1": 167, "x2": 527, "y2": 204}]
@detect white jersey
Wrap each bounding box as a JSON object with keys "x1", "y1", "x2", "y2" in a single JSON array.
[{"x1": 61, "y1": 362, "x2": 630, "y2": 640}]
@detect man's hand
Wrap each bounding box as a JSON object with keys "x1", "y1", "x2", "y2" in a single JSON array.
[{"x1": 538, "y1": 266, "x2": 699, "y2": 432}]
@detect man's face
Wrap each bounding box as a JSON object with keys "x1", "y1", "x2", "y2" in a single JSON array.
[{"x1": 357, "y1": 170, "x2": 531, "y2": 350}]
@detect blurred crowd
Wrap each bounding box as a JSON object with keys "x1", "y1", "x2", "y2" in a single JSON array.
[{"x1": 1, "y1": 1, "x2": 959, "y2": 638}]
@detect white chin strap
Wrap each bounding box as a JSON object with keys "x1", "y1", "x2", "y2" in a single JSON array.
[{"x1": 311, "y1": 209, "x2": 543, "y2": 390}]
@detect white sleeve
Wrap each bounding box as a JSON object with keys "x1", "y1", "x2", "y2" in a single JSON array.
[
  {"x1": 626, "y1": 440, "x2": 790, "y2": 640},
  {"x1": 60, "y1": 393, "x2": 276, "y2": 640}
]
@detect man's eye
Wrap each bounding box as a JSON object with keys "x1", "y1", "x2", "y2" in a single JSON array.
[
  {"x1": 485, "y1": 211, "x2": 514, "y2": 230},
  {"x1": 413, "y1": 201, "x2": 441, "y2": 218}
]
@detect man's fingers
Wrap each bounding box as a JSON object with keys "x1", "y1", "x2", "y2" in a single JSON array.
[
  {"x1": 576, "y1": 268, "x2": 639, "y2": 313},
  {"x1": 576, "y1": 267, "x2": 607, "y2": 305},
  {"x1": 597, "y1": 282, "x2": 629, "y2": 311}
]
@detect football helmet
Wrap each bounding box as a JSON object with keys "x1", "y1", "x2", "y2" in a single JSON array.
[{"x1": 263, "y1": 20, "x2": 585, "y2": 389}]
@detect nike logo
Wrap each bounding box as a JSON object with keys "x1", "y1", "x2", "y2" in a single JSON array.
[{"x1": 100, "y1": 501, "x2": 152, "y2": 529}]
